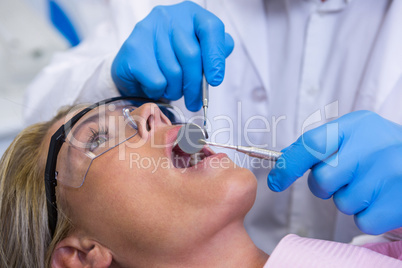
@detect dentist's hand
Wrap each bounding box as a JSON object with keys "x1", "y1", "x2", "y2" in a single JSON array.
[
  {"x1": 111, "y1": 1, "x2": 234, "y2": 112},
  {"x1": 268, "y1": 111, "x2": 402, "y2": 235}
]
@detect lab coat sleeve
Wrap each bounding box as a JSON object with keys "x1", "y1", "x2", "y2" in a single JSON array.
[
  {"x1": 264, "y1": 234, "x2": 402, "y2": 268},
  {"x1": 23, "y1": 21, "x2": 120, "y2": 125}
]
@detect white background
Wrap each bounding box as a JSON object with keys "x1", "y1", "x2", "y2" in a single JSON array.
[{"x1": 0, "y1": 0, "x2": 67, "y2": 157}]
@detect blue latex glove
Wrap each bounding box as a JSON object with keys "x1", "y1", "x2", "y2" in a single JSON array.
[
  {"x1": 268, "y1": 110, "x2": 402, "y2": 235},
  {"x1": 111, "y1": 1, "x2": 234, "y2": 112}
]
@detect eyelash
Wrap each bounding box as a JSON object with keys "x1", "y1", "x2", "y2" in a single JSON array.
[{"x1": 87, "y1": 127, "x2": 109, "y2": 152}]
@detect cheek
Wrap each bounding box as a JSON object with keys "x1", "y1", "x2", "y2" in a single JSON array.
[{"x1": 65, "y1": 149, "x2": 169, "y2": 233}]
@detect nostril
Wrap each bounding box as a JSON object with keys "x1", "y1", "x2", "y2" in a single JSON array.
[{"x1": 146, "y1": 115, "x2": 153, "y2": 131}]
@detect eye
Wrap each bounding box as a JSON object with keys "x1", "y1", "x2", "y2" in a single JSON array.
[{"x1": 87, "y1": 127, "x2": 109, "y2": 152}]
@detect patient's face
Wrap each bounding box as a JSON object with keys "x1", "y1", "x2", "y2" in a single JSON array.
[{"x1": 49, "y1": 102, "x2": 257, "y2": 258}]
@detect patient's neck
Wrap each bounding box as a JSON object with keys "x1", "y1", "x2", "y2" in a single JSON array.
[
  {"x1": 190, "y1": 221, "x2": 269, "y2": 267},
  {"x1": 121, "y1": 221, "x2": 269, "y2": 267}
]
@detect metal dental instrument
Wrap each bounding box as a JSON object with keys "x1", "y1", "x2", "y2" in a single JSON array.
[
  {"x1": 202, "y1": 75, "x2": 209, "y2": 139},
  {"x1": 199, "y1": 140, "x2": 282, "y2": 161},
  {"x1": 175, "y1": 123, "x2": 282, "y2": 161}
]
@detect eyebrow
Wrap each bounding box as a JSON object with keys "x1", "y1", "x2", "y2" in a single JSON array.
[{"x1": 71, "y1": 112, "x2": 102, "y2": 137}]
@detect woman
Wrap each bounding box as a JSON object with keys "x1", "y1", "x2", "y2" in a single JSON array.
[{"x1": 1, "y1": 97, "x2": 401, "y2": 267}]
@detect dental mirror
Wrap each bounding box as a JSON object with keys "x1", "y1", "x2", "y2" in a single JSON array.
[{"x1": 176, "y1": 123, "x2": 206, "y2": 154}]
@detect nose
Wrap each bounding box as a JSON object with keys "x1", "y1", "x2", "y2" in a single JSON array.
[{"x1": 130, "y1": 103, "x2": 172, "y2": 138}]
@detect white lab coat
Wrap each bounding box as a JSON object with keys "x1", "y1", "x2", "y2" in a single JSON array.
[{"x1": 24, "y1": 0, "x2": 402, "y2": 253}]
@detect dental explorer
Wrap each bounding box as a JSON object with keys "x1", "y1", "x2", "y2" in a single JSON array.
[
  {"x1": 202, "y1": 75, "x2": 209, "y2": 139},
  {"x1": 175, "y1": 123, "x2": 282, "y2": 161},
  {"x1": 198, "y1": 140, "x2": 282, "y2": 161}
]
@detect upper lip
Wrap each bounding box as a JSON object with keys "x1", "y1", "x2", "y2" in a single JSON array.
[{"x1": 165, "y1": 125, "x2": 183, "y2": 160}]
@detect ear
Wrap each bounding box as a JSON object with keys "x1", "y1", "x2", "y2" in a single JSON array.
[{"x1": 51, "y1": 235, "x2": 113, "y2": 268}]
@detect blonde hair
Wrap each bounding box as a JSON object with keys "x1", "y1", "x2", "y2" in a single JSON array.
[{"x1": 0, "y1": 109, "x2": 73, "y2": 268}]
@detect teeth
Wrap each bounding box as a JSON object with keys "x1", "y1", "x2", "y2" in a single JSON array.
[{"x1": 189, "y1": 152, "x2": 205, "y2": 166}]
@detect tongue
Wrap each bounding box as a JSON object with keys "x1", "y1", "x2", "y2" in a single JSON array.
[{"x1": 174, "y1": 155, "x2": 191, "y2": 168}]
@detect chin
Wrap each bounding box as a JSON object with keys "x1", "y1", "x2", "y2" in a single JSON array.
[{"x1": 223, "y1": 167, "x2": 258, "y2": 213}]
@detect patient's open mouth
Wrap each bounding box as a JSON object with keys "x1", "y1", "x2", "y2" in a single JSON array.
[{"x1": 171, "y1": 144, "x2": 212, "y2": 168}]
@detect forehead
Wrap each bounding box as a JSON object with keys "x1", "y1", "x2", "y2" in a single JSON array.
[
  {"x1": 73, "y1": 101, "x2": 134, "y2": 125},
  {"x1": 67, "y1": 100, "x2": 153, "y2": 129},
  {"x1": 67, "y1": 101, "x2": 140, "y2": 138}
]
